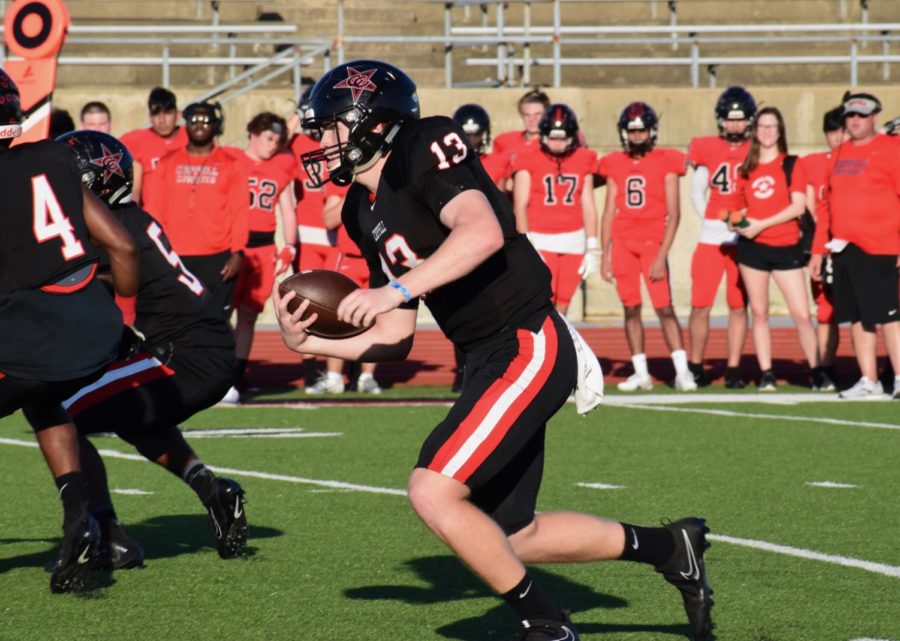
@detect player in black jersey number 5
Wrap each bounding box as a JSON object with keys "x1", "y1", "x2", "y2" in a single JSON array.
[{"x1": 276, "y1": 60, "x2": 714, "y2": 640}]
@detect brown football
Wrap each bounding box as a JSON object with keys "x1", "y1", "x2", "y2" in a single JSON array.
[{"x1": 277, "y1": 270, "x2": 370, "y2": 339}]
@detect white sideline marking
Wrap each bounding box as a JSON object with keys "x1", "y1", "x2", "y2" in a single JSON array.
[
  {"x1": 577, "y1": 482, "x2": 626, "y2": 490},
  {"x1": 111, "y1": 488, "x2": 154, "y2": 495},
  {"x1": 708, "y1": 534, "x2": 900, "y2": 579},
  {"x1": 183, "y1": 427, "x2": 341, "y2": 439},
  {"x1": 618, "y1": 404, "x2": 900, "y2": 431},
  {"x1": 850, "y1": 638, "x2": 898, "y2": 640},
  {"x1": 3, "y1": 435, "x2": 899, "y2": 578},
  {"x1": 806, "y1": 481, "x2": 859, "y2": 489},
  {"x1": 603, "y1": 392, "x2": 881, "y2": 405}
]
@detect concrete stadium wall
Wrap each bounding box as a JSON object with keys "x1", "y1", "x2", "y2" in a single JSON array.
[{"x1": 54, "y1": 84, "x2": 900, "y2": 324}]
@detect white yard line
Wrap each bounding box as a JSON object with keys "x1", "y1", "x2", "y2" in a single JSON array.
[
  {"x1": 576, "y1": 482, "x2": 626, "y2": 490},
  {"x1": 615, "y1": 404, "x2": 900, "y2": 430},
  {"x1": 806, "y1": 481, "x2": 859, "y2": 489}
]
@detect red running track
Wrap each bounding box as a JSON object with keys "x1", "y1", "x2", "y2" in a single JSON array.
[{"x1": 247, "y1": 326, "x2": 889, "y2": 390}]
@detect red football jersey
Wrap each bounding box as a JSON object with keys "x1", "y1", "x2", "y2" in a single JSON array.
[
  {"x1": 323, "y1": 181, "x2": 358, "y2": 256},
  {"x1": 799, "y1": 151, "x2": 830, "y2": 215},
  {"x1": 480, "y1": 152, "x2": 508, "y2": 186},
  {"x1": 223, "y1": 147, "x2": 297, "y2": 233},
  {"x1": 511, "y1": 146, "x2": 597, "y2": 233},
  {"x1": 598, "y1": 147, "x2": 686, "y2": 241},
  {"x1": 687, "y1": 135, "x2": 750, "y2": 219},
  {"x1": 120, "y1": 126, "x2": 188, "y2": 174},
  {"x1": 735, "y1": 154, "x2": 806, "y2": 247},
  {"x1": 291, "y1": 133, "x2": 329, "y2": 232}
]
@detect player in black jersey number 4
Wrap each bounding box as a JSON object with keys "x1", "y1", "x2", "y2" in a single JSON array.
[{"x1": 275, "y1": 60, "x2": 715, "y2": 640}]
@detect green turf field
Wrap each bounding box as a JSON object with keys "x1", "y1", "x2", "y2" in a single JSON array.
[{"x1": 1, "y1": 393, "x2": 898, "y2": 641}]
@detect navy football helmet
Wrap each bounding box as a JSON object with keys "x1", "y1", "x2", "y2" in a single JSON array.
[
  {"x1": 56, "y1": 130, "x2": 134, "y2": 207},
  {"x1": 452, "y1": 104, "x2": 491, "y2": 154},
  {"x1": 715, "y1": 86, "x2": 757, "y2": 142},
  {"x1": 0, "y1": 69, "x2": 23, "y2": 146},
  {"x1": 300, "y1": 60, "x2": 420, "y2": 187},
  {"x1": 617, "y1": 101, "x2": 659, "y2": 155},
  {"x1": 539, "y1": 103, "x2": 579, "y2": 156}
]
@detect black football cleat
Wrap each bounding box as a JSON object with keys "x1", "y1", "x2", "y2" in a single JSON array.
[
  {"x1": 204, "y1": 477, "x2": 248, "y2": 559},
  {"x1": 50, "y1": 516, "x2": 100, "y2": 594},
  {"x1": 515, "y1": 612, "x2": 580, "y2": 641},
  {"x1": 95, "y1": 519, "x2": 145, "y2": 570},
  {"x1": 656, "y1": 517, "x2": 714, "y2": 640}
]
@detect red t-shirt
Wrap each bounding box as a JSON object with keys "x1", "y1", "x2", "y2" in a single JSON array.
[
  {"x1": 799, "y1": 151, "x2": 831, "y2": 215},
  {"x1": 735, "y1": 154, "x2": 805, "y2": 247},
  {"x1": 687, "y1": 135, "x2": 750, "y2": 219},
  {"x1": 511, "y1": 146, "x2": 597, "y2": 233},
  {"x1": 120, "y1": 126, "x2": 188, "y2": 174},
  {"x1": 480, "y1": 152, "x2": 508, "y2": 186},
  {"x1": 598, "y1": 147, "x2": 686, "y2": 241},
  {"x1": 142, "y1": 146, "x2": 249, "y2": 255},
  {"x1": 813, "y1": 134, "x2": 900, "y2": 256},
  {"x1": 223, "y1": 147, "x2": 297, "y2": 233}
]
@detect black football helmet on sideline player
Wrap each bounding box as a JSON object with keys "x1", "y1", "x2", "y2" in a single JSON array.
[
  {"x1": 56, "y1": 130, "x2": 134, "y2": 207},
  {"x1": 539, "y1": 103, "x2": 579, "y2": 156},
  {"x1": 300, "y1": 59, "x2": 420, "y2": 187},
  {"x1": 715, "y1": 86, "x2": 757, "y2": 142},
  {"x1": 0, "y1": 69, "x2": 23, "y2": 148},
  {"x1": 617, "y1": 101, "x2": 659, "y2": 156},
  {"x1": 452, "y1": 103, "x2": 491, "y2": 154}
]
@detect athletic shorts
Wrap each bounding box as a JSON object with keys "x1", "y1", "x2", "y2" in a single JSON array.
[
  {"x1": 735, "y1": 239, "x2": 805, "y2": 272},
  {"x1": 537, "y1": 251, "x2": 582, "y2": 309},
  {"x1": 67, "y1": 338, "x2": 235, "y2": 437},
  {"x1": 332, "y1": 251, "x2": 370, "y2": 289},
  {"x1": 233, "y1": 244, "x2": 276, "y2": 314},
  {"x1": 832, "y1": 243, "x2": 899, "y2": 330},
  {"x1": 691, "y1": 243, "x2": 747, "y2": 309},
  {"x1": 810, "y1": 278, "x2": 834, "y2": 324},
  {"x1": 611, "y1": 236, "x2": 672, "y2": 308},
  {"x1": 416, "y1": 309, "x2": 576, "y2": 536},
  {"x1": 296, "y1": 243, "x2": 334, "y2": 273},
  {"x1": 0, "y1": 367, "x2": 107, "y2": 430}
]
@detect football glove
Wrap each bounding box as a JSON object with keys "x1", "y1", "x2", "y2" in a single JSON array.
[
  {"x1": 578, "y1": 237, "x2": 601, "y2": 280},
  {"x1": 274, "y1": 245, "x2": 297, "y2": 275}
]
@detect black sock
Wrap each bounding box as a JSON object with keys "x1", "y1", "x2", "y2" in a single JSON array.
[
  {"x1": 688, "y1": 362, "x2": 704, "y2": 377},
  {"x1": 725, "y1": 366, "x2": 741, "y2": 379},
  {"x1": 184, "y1": 462, "x2": 217, "y2": 503},
  {"x1": 55, "y1": 472, "x2": 89, "y2": 527},
  {"x1": 302, "y1": 359, "x2": 319, "y2": 384},
  {"x1": 501, "y1": 574, "x2": 562, "y2": 622},
  {"x1": 235, "y1": 358, "x2": 249, "y2": 388},
  {"x1": 618, "y1": 523, "x2": 676, "y2": 567}
]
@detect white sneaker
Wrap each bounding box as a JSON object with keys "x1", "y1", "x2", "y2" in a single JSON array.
[
  {"x1": 357, "y1": 376, "x2": 382, "y2": 394},
  {"x1": 617, "y1": 373, "x2": 653, "y2": 392},
  {"x1": 892, "y1": 377, "x2": 900, "y2": 400},
  {"x1": 674, "y1": 370, "x2": 698, "y2": 392},
  {"x1": 305, "y1": 374, "x2": 345, "y2": 394},
  {"x1": 839, "y1": 377, "x2": 884, "y2": 400},
  {"x1": 217, "y1": 386, "x2": 241, "y2": 405}
]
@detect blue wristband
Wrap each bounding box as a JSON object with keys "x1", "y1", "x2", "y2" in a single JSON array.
[{"x1": 389, "y1": 280, "x2": 413, "y2": 302}]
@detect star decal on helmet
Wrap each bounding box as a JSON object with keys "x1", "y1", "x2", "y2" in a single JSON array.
[
  {"x1": 90, "y1": 143, "x2": 125, "y2": 183},
  {"x1": 333, "y1": 66, "x2": 378, "y2": 103}
]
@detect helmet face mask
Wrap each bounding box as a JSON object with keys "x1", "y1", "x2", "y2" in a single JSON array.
[
  {"x1": 618, "y1": 102, "x2": 659, "y2": 156},
  {"x1": 715, "y1": 86, "x2": 757, "y2": 142},
  {"x1": 300, "y1": 60, "x2": 419, "y2": 187},
  {"x1": 539, "y1": 104, "x2": 579, "y2": 156},
  {"x1": 56, "y1": 130, "x2": 134, "y2": 207}
]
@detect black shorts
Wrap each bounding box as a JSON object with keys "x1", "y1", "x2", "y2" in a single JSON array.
[
  {"x1": 67, "y1": 340, "x2": 235, "y2": 437},
  {"x1": 735, "y1": 239, "x2": 805, "y2": 272},
  {"x1": 832, "y1": 243, "x2": 900, "y2": 330},
  {"x1": 182, "y1": 251, "x2": 237, "y2": 321},
  {"x1": 0, "y1": 367, "x2": 107, "y2": 430},
  {"x1": 416, "y1": 309, "x2": 576, "y2": 535}
]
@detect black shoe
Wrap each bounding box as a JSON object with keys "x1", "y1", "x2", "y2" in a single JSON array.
[
  {"x1": 757, "y1": 370, "x2": 777, "y2": 392},
  {"x1": 515, "y1": 612, "x2": 580, "y2": 641},
  {"x1": 204, "y1": 478, "x2": 248, "y2": 559},
  {"x1": 656, "y1": 517, "x2": 714, "y2": 640},
  {"x1": 688, "y1": 363, "x2": 708, "y2": 387},
  {"x1": 96, "y1": 519, "x2": 144, "y2": 570},
  {"x1": 50, "y1": 516, "x2": 100, "y2": 593},
  {"x1": 724, "y1": 374, "x2": 746, "y2": 389},
  {"x1": 813, "y1": 367, "x2": 836, "y2": 392}
]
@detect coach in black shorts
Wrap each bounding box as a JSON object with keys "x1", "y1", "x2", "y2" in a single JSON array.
[
  {"x1": 0, "y1": 71, "x2": 140, "y2": 593},
  {"x1": 275, "y1": 60, "x2": 714, "y2": 640}
]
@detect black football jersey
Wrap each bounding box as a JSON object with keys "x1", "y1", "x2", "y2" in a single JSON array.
[
  {"x1": 0, "y1": 141, "x2": 99, "y2": 294},
  {"x1": 342, "y1": 116, "x2": 552, "y2": 349},
  {"x1": 107, "y1": 204, "x2": 233, "y2": 350}
]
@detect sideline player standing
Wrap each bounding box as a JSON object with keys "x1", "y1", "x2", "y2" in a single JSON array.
[
  {"x1": 599, "y1": 102, "x2": 697, "y2": 392},
  {"x1": 512, "y1": 104, "x2": 599, "y2": 315},
  {"x1": 0, "y1": 71, "x2": 140, "y2": 592},
  {"x1": 810, "y1": 92, "x2": 900, "y2": 399},
  {"x1": 453, "y1": 103, "x2": 509, "y2": 189},
  {"x1": 221, "y1": 113, "x2": 297, "y2": 402},
  {"x1": 58, "y1": 130, "x2": 248, "y2": 566},
  {"x1": 276, "y1": 60, "x2": 713, "y2": 640},
  {"x1": 685, "y1": 87, "x2": 755, "y2": 388}
]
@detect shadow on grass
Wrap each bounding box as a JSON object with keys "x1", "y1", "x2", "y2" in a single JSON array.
[{"x1": 345, "y1": 555, "x2": 706, "y2": 640}]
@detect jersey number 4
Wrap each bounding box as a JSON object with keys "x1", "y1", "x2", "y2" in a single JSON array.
[
  {"x1": 31, "y1": 174, "x2": 86, "y2": 260},
  {"x1": 710, "y1": 163, "x2": 734, "y2": 194}
]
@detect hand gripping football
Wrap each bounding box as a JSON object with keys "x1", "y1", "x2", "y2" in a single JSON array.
[{"x1": 277, "y1": 270, "x2": 370, "y2": 339}]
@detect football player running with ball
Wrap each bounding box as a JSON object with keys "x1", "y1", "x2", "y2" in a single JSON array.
[{"x1": 275, "y1": 60, "x2": 714, "y2": 641}]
